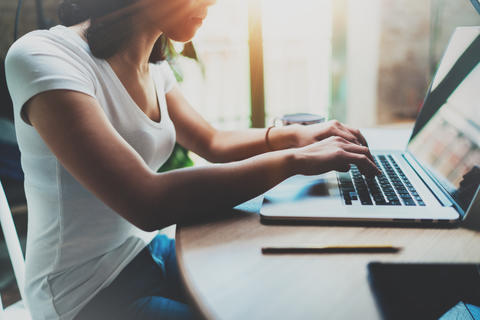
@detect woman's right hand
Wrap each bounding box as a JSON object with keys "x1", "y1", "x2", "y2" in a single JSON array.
[{"x1": 291, "y1": 136, "x2": 381, "y2": 177}]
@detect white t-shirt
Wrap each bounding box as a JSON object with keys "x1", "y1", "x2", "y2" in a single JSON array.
[{"x1": 5, "y1": 25, "x2": 177, "y2": 320}]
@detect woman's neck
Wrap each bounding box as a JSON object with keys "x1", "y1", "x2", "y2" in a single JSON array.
[
  {"x1": 71, "y1": 20, "x2": 162, "y2": 74},
  {"x1": 108, "y1": 27, "x2": 162, "y2": 73}
]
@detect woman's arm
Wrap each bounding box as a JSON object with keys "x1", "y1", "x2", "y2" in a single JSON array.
[
  {"x1": 166, "y1": 87, "x2": 369, "y2": 163},
  {"x1": 24, "y1": 90, "x2": 379, "y2": 231}
]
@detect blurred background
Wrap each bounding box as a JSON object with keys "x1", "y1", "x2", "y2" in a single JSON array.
[
  {"x1": 0, "y1": 0, "x2": 479, "y2": 308},
  {"x1": 1, "y1": 0, "x2": 479, "y2": 130}
]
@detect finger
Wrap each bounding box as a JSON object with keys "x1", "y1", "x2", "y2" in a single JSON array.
[
  {"x1": 343, "y1": 152, "x2": 381, "y2": 177},
  {"x1": 337, "y1": 163, "x2": 351, "y2": 172},
  {"x1": 340, "y1": 141, "x2": 376, "y2": 163},
  {"x1": 325, "y1": 120, "x2": 362, "y2": 145},
  {"x1": 344, "y1": 124, "x2": 369, "y2": 147},
  {"x1": 331, "y1": 127, "x2": 361, "y2": 145},
  {"x1": 313, "y1": 121, "x2": 359, "y2": 145}
]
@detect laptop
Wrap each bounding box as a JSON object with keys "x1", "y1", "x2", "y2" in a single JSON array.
[{"x1": 260, "y1": 27, "x2": 480, "y2": 224}]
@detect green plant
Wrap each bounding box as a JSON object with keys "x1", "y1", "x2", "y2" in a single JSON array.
[{"x1": 158, "y1": 142, "x2": 194, "y2": 172}]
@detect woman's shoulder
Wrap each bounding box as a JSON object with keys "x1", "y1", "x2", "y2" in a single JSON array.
[
  {"x1": 6, "y1": 30, "x2": 52, "y2": 60},
  {"x1": 5, "y1": 26, "x2": 97, "y2": 114},
  {"x1": 151, "y1": 60, "x2": 178, "y2": 93},
  {"x1": 6, "y1": 25, "x2": 89, "y2": 66},
  {"x1": 5, "y1": 29, "x2": 65, "y2": 86},
  {"x1": 5, "y1": 25, "x2": 97, "y2": 85},
  {"x1": 151, "y1": 60, "x2": 170, "y2": 72}
]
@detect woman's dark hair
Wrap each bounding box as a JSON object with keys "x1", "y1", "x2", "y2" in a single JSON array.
[{"x1": 58, "y1": 0, "x2": 170, "y2": 62}]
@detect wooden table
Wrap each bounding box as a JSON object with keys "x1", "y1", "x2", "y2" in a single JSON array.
[{"x1": 175, "y1": 128, "x2": 480, "y2": 320}]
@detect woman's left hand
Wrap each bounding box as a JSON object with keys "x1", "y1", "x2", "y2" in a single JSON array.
[{"x1": 291, "y1": 120, "x2": 369, "y2": 148}]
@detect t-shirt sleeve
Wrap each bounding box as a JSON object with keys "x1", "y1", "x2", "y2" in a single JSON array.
[
  {"x1": 156, "y1": 61, "x2": 178, "y2": 94},
  {"x1": 5, "y1": 34, "x2": 96, "y2": 125}
]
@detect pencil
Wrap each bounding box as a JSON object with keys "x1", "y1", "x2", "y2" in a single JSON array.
[{"x1": 261, "y1": 245, "x2": 401, "y2": 254}]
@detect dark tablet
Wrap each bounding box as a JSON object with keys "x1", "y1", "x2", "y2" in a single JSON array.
[{"x1": 368, "y1": 262, "x2": 480, "y2": 320}]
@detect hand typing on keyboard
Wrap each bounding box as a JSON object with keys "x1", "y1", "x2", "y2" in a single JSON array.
[
  {"x1": 292, "y1": 120, "x2": 370, "y2": 148},
  {"x1": 292, "y1": 136, "x2": 381, "y2": 178}
]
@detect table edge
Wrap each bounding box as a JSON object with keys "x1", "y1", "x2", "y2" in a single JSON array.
[{"x1": 175, "y1": 226, "x2": 217, "y2": 320}]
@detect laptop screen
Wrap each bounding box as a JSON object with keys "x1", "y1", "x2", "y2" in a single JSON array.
[{"x1": 407, "y1": 28, "x2": 480, "y2": 213}]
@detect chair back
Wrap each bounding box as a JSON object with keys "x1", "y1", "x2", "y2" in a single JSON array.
[{"x1": 0, "y1": 181, "x2": 26, "y2": 303}]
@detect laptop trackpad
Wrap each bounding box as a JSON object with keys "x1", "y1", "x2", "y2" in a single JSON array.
[{"x1": 264, "y1": 174, "x2": 338, "y2": 204}]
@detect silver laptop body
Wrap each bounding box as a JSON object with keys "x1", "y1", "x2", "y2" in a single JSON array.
[{"x1": 260, "y1": 27, "x2": 480, "y2": 224}]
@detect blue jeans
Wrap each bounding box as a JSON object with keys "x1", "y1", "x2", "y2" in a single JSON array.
[{"x1": 75, "y1": 235, "x2": 198, "y2": 320}]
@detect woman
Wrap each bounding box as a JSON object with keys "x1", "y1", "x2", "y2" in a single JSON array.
[{"x1": 5, "y1": 0, "x2": 380, "y2": 319}]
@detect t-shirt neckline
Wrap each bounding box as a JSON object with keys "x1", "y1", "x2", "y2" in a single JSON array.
[
  {"x1": 52, "y1": 25, "x2": 166, "y2": 128},
  {"x1": 102, "y1": 62, "x2": 165, "y2": 127}
]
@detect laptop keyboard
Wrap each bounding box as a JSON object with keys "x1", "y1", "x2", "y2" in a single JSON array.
[{"x1": 338, "y1": 155, "x2": 425, "y2": 206}]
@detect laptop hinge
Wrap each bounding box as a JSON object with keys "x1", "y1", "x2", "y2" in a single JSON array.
[
  {"x1": 402, "y1": 152, "x2": 454, "y2": 208},
  {"x1": 462, "y1": 186, "x2": 480, "y2": 228}
]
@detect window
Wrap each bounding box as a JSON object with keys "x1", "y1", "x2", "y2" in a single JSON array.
[
  {"x1": 175, "y1": 0, "x2": 251, "y2": 130},
  {"x1": 176, "y1": 0, "x2": 333, "y2": 129},
  {"x1": 262, "y1": 0, "x2": 332, "y2": 125},
  {"x1": 176, "y1": 0, "x2": 475, "y2": 131}
]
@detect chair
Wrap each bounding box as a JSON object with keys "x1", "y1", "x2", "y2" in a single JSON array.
[{"x1": 0, "y1": 181, "x2": 30, "y2": 319}]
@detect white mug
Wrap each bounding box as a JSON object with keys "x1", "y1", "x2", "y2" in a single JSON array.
[{"x1": 274, "y1": 113, "x2": 325, "y2": 126}]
